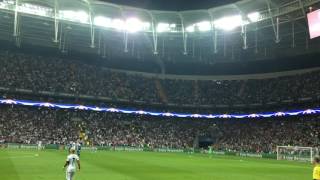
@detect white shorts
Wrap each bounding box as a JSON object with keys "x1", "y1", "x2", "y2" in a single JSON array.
[{"x1": 66, "y1": 171, "x2": 75, "y2": 180}]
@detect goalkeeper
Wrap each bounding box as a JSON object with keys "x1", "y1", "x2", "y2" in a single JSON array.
[{"x1": 313, "y1": 157, "x2": 320, "y2": 180}]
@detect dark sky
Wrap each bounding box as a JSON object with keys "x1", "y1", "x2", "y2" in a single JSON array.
[{"x1": 100, "y1": 0, "x2": 240, "y2": 11}]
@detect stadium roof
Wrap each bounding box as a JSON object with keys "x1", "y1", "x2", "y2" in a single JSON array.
[
  {"x1": 99, "y1": 0, "x2": 240, "y2": 11},
  {"x1": 0, "y1": 0, "x2": 319, "y2": 70}
]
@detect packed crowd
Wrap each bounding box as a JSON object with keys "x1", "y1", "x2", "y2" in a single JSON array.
[
  {"x1": 0, "y1": 51, "x2": 160, "y2": 103},
  {"x1": 0, "y1": 51, "x2": 320, "y2": 106},
  {"x1": 0, "y1": 106, "x2": 197, "y2": 148},
  {"x1": 0, "y1": 105, "x2": 319, "y2": 153},
  {"x1": 212, "y1": 116, "x2": 320, "y2": 152}
]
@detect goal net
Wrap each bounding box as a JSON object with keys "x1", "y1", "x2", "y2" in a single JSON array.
[{"x1": 277, "y1": 146, "x2": 319, "y2": 162}]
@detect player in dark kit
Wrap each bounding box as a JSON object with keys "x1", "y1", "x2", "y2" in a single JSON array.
[{"x1": 76, "y1": 141, "x2": 82, "y2": 157}]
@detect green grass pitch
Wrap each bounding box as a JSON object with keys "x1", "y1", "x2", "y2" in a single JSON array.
[{"x1": 0, "y1": 149, "x2": 313, "y2": 180}]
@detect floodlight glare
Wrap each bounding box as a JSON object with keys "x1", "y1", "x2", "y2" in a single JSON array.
[
  {"x1": 214, "y1": 15, "x2": 243, "y2": 31},
  {"x1": 0, "y1": 0, "x2": 14, "y2": 7},
  {"x1": 94, "y1": 16, "x2": 112, "y2": 27},
  {"x1": 157, "y1": 23, "x2": 170, "y2": 32},
  {"x1": 18, "y1": 3, "x2": 49, "y2": 17},
  {"x1": 60, "y1": 10, "x2": 89, "y2": 24},
  {"x1": 125, "y1": 18, "x2": 143, "y2": 33},
  {"x1": 170, "y1": 24, "x2": 176, "y2": 28},
  {"x1": 77, "y1": 11, "x2": 89, "y2": 23},
  {"x1": 197, "y1": 21, "x2": 211, "y2": 31},
  {"x1": 112, "y1": 19, "x2": 125, "y2": 30},
  {"x1": 186, "y1": 25, "x2": 195, "y2": 32},
  {"x1": 7, "y1": 0, "x2": 15, "y2": 5},
  {"x1": 247, "y1": 12, "x2": 260, "y2": 22}
]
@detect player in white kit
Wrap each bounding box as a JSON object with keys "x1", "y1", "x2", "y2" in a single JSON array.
[
  {"x1": 63, "y1": 149, "x2": 80, "y2": 180},
  {"x1": 37, "y1": 141, "x2": 42, "y2": 150}
]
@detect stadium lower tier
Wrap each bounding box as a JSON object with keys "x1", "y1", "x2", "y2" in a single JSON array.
[{"x1": 0, "y1": 105, "x2": 319, "y2": 153}]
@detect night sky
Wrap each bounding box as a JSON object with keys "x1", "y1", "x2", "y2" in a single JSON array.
[{"x1": 100, "y1": 0, "x2": 240, "y2": 11}]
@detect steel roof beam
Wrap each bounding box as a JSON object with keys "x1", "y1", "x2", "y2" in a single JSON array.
[
  {"x1": 53, "y1": 0, "x2": 59, "y2": 43},
  {"x1": 147, "y1": 11, "x2": 158, "y2": 55},
  {"x1": 13, "y1": 0, "x2": 21, "y2": 47},
  {"x1": 232, "y1": 3, "x2": 248, "y2": 50},
  {"x1": 265, "y1": 0, "x2": 280, "y2": 43},
  {"x1": 86, "y1": 1, "x2": 95, "y2": 48},
  {"x1": 178, "y1": 13, "x2": 188, "y2": 55},
  {"x1": 208, "y1": 10, "x2": 218, "y2": 54}
]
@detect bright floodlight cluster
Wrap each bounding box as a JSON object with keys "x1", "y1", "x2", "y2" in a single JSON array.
[
  {"x1": 19, "y1": 3, "x2": 52, "y2": 17},
  {"x1": 156, "y1": 23, "x2": 177, "y2": 33},
  {"x1": 60, "y1": 10, "x2": 89, "y2": 24},
  {"x1": 214, "y1": 15, "x2": 244, "y2": 31},
  {"x1": 94, "y1": 16, "x2": 150, "y2": 32},
  {"x1": 0, "y1": 0, "x2": 261, "y2": 33},
  {"x1": 186, "y1": 21, "x2": 211, "y2": 32},
  {"x1": 186, "y1": 12, "x2": 261, "y2": 32}
]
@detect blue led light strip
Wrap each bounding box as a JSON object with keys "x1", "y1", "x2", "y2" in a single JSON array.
[{"x1": 0, "y1": 99, "x2": 319, "y2": 119}]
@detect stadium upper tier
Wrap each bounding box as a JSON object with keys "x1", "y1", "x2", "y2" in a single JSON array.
[
  {"x1": 1, "y1": 51, "x2": 320, "y2": 109},
  {"x1": 0, "y1": 0, "x2": 319, "y2": 63}
]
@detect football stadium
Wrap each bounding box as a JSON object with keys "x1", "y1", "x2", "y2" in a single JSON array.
[{"x1": 0, "y1": 0, "x2": 320, "y2": 179}]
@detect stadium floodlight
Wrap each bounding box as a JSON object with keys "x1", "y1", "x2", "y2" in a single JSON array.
[
  {"x1": 18, "y1": 3, "x2": 51, "y2": 17},
  {"x1": 157, "y1": 23, "x2": 170, "y2": 32},
  {"x1": 59, "y1": 10, "x2": 89, "y2": 24},
  {"x1": 186, "y1": 25, "x2": 195, "y2": 32},
  {"x1": 0, "y1": 0, "x2": 13, "y2": 10},
  {"x1": 213, "y1": 15, "x2": 243, "y2": 31},
  {"x1": 247, "y1": 12, "x2": 260, "y2": 22},
  {"x1": 94, "y1": 16, "x2": 112, "y2": 27},
  {"x1": 170, "y1": 24, "x2": 176, "y2": 28},
  {"x1": 7, "y1": 0, "x2": 15, "y2": 4},
  {"x1": 125, "y1": 17, "x2": 144, "y2": 33},
  {"x1": 77, "y1": 11, "x2": 89, "y2": 24},
  {"x1": 156, "y1": 23, "x2": 176, "y2": 32},
  {"x1": 112, "y1": 19, "x2": 125, "y2": 30},
  {"x1": 197, "y1": 21, "x2": 211, "y2": 32},
  {"x1": 0, "y1": 0, "x2": 14, "y2": 7}
]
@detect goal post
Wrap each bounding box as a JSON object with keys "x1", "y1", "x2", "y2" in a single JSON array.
[{"x1": 277, "y1": 146, "x2": 319, "y2": 163}]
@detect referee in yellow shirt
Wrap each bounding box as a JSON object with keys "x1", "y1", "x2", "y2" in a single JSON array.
[{"x1": 314, "y1": 157, "x2": 320, "y2": 180}]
